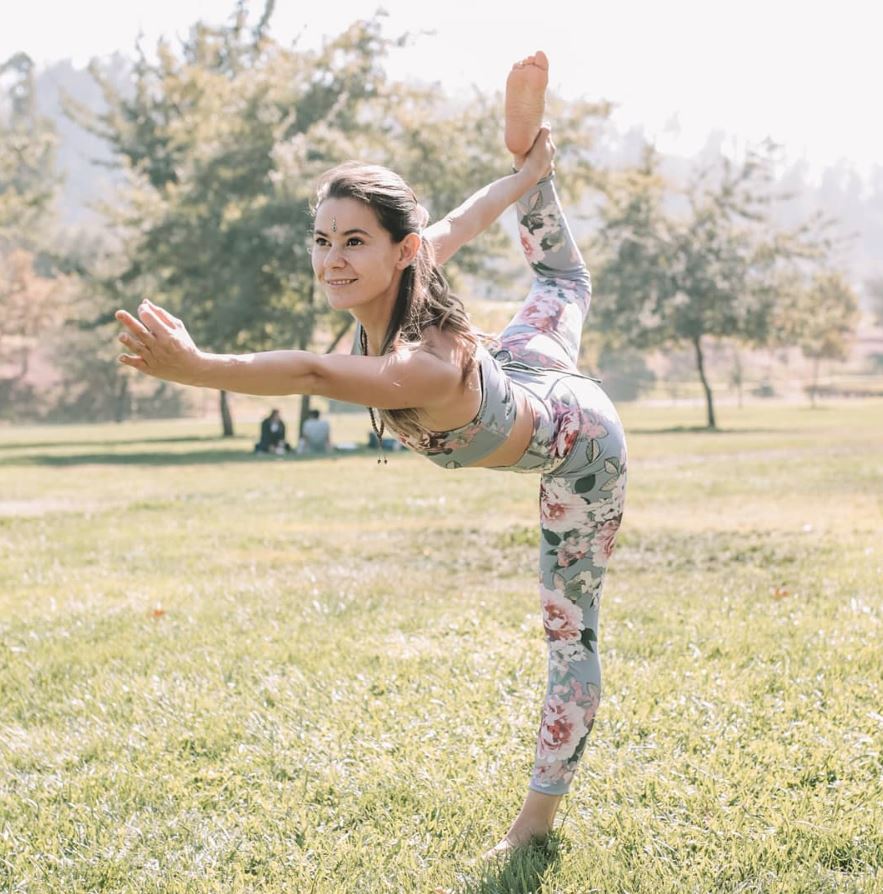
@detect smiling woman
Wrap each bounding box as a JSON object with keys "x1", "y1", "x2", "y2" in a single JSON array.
[{"x1": 115, "y1": 51, "x2": 629, "y2": 862}]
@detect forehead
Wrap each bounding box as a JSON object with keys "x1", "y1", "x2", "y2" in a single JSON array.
[{"x1": 314, "y1": 196, "x2": 380, "y2": 232}]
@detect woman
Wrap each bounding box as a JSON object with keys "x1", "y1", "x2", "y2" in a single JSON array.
[{"x1": 116, "y1": 52, "x2": 627, "y2": 858}]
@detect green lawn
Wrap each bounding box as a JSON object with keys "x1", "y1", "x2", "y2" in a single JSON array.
[{"x1": 1, "y1": 400, "x2": 881, "y2": 893}]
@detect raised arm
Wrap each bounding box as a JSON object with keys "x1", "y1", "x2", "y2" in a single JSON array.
[{"x1": 425, "y1": 126, "x2": 555, "y2": 266}]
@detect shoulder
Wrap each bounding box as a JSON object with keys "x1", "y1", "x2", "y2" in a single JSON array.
[{"x1": 417, "y1": 326, "x2": 477, "y2": 371}]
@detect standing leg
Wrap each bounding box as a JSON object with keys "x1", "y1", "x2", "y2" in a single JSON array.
[{"x1": 488, "y1": 379, "x2": 627, "y2": 856}]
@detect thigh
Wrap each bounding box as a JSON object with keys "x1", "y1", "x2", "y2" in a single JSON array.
[{"x1": 498, "y1": 277, "x2": 587, "y2": 369}]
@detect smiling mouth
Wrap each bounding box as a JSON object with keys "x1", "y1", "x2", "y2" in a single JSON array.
[{"x1": 325, "y1": 278, "x2": 356, "y2": 286}]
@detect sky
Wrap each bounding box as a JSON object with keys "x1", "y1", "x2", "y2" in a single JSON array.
[{"x1": 3, "y1": 0, "x2": 880, "y2": 179}]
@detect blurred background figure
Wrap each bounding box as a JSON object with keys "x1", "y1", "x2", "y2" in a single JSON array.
[
  {"x1": 254, "y1": 408, "x2": 292, "y2": 454},
  {"x1": 299, "y1": 408, "x2": 331, "y2": 454}
]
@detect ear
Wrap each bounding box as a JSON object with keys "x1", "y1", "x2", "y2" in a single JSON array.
[{"x1": 396, "y1": 233, "x2": 422, "y2": 270}]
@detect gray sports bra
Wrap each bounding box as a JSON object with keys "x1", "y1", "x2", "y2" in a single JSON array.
[{"x1": 351, "y1": 325, "x2": 517, "y2": 468}]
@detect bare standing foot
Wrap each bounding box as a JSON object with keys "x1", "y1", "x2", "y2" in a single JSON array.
[
  {"x1": 481, "y1": 790, "x2": 562, "y2": 862},
  {"x1": 505, "y1": 50, "x2": 549, "y2": 157}
]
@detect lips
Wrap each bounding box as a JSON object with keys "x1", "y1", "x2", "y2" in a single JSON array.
[{"x1": 325, "y1": 278, "x2": 356, "y2": 286}]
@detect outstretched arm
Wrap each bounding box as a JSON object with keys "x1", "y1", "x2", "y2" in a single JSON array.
[
  {"x1": 425, "y1": 126, "x2": 555, "y2": 266},
  {"x1": 115, "y1": 301, "x2": 461, "y2": 410}
]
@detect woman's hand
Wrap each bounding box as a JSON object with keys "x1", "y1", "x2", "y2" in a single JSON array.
[
  {"x1": 115, "y1": 299, "x2": 204, "y2": 386},
  {"x1": 514, "y1": 124, "x2": 556, "y2": 184}
]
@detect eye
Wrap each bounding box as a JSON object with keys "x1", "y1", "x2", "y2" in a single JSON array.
[
  {"x1": 313, "y1": 236, "x2": 329, "y2": 246},
  {"x1": 346, "y1": 237, "x2": 363, "y2": 247}
]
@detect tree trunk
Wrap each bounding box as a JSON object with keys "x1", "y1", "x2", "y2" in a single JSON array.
[
  {"x1": 219, "y1": 390, "x2": 234, "y2": 437},
  {"x1": 810, "y1": 355, "x2": 820, "y2": 408},
  {"x1": 296, "y1": 317, "x2": 354, "y2": 438},
  {"x1": 692, "y1": 335, "x2": 717, "y2": 429},
  {"x1": 114, "y1": 376, "x2": 130, "y2": 423}
]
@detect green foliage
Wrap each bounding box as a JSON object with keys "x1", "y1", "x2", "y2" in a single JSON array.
[
  {"x1": 593, "y1": 142, "x2": 837, "y2": 427},
  {"x1": 777, "y1": 270, "x2": 859, "y2": 363},
  {"x1": 67, "y1": 10, "x2": 609, "y2": 434},
  {"x1": 865, "y1": 276, "x2": 883, "y2": 326},
  {"x1": 0, "y1": 54, "x2": 65, "y2": 420},
  {"x1": 597, "y1": 343, "x2": 657, "y2": 402},
  {"x1": 774, "y1": 270, "x2": 860, "y2": 404},
  {"x1": 0, "y1": 53, "x2": 58, "y2": 249}
]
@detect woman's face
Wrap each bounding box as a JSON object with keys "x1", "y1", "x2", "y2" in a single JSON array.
[{"x1": 312, "y1": 197, "x2": 408, "y2": 313}]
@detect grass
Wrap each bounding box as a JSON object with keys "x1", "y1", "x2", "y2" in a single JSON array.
[{"x1": 1, "y1": 400, "x2": 881, "y2": 893}]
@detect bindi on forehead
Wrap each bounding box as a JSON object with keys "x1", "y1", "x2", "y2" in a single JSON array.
[{"x1": 315, "y1": 198, "x2": 377, "y2": 233}]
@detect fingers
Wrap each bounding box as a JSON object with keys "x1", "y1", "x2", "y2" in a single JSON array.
[
  {"x1": 118, "y1": 330, "x2": 151, "y2": 357},
  {"x1": 115, "y1": 308, "x2": 154, "y2": 340},
  {"x1": 138, "y1": 304, "x2": 175, "y2": 336},
  {"x1": 118, "y1": 352, "x2": 148, "y2": 371},
  {"x1": 144, "y1": 299, "x2": 178, "y2": 328}
]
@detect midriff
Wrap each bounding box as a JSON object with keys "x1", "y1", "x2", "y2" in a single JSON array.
[{"x1": 469, "y1": 385, "x2": 534, "y2": 468}]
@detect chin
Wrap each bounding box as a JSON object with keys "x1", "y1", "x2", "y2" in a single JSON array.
[{"x1": 325, "y1": 293, "x2": 361, "y2": 312}]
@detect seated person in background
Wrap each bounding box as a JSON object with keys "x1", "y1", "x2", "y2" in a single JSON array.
[
  {"x1": 300, "y1": 408, "x2": 332, "y2": 453},
  {"x1": 254, "y1": 408, "x2": 292, "y2": 454}
]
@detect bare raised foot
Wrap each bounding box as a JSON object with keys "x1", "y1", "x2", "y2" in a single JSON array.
[{"x1": 505, "y1": 50, "x2": 549, "y2": 157}]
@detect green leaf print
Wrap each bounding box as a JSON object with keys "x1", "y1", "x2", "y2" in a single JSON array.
[
  {"x1": 564, "y1": 578, "x2": 584, "y2": 603},
  {"x1": 587, "y1": 440, "x2": 601, "y2": 463},
  {"x1": 531, "y1": 261, "x2": 563, "y2": 278},
  {"x1": 604, "y1": 458, "x2": 619, "y2": 474},
  {"x1": 574, "y1": 475, "x2": 596, "y2": 494},
  {"x1": 580, "y1": 627, "x2": 597, "y2": 653},
  {"x1": 543, "y1": 529, "x2": 562, "y2": 545}
]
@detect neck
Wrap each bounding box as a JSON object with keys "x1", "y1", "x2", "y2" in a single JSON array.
[{"x1": 352, "y1": 275, "x2": 403, "y2": 355}]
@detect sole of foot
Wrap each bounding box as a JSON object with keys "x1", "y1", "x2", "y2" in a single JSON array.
[{"x1": 505, "y1": 50, "x2": 549, "y2": 157}]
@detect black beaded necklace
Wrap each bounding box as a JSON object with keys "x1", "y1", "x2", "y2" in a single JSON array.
[{"x1": 360, "y1": 327, "x2": 388, "y2": 464}]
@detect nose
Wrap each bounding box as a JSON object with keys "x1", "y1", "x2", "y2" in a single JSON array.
[{"x1": 324, "y1": 243, "x2": 346, "y2": 269}]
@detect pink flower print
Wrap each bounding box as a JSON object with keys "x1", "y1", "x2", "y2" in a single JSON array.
[
  {"x1": 532, "y1": 759, "x2": 575, "y2": 788},
  {"x1": 540, "y1": 586, "x2": 584, "y2": 642},
  {"x1": 555, "y1": 532, "x2": 591, "y2": 568},
  {"x1": 554, "y1": 406, "x2": 581, "y2": 459},
  {"x1": 591, "y1": 518, "x2": 621, "y2": 567},
  {"x1": 583, "y1": 411, "x2": 609, "y2": 440},
  {"x1": 540, "y1": 479, "x2": 589, "y2": 533},
  {"x1": 519, "y1": 225, "x2": 546, "y2": 264},
  {"x1": 535, "y1": 695, "x2": 590, "y2": 762},
  {"x1": 567, "y1": 678, "x2": 601, "y2": 715},
  {"x1": 519, "y1": 290, "x2": 562, "y2": 332}
]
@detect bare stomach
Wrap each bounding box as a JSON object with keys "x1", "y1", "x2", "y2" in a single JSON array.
[{"x1": 469, "y1": 387, "x2": 534, "y2": 468}]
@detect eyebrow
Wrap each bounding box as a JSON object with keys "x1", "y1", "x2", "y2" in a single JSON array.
[{"x1": 313, "y1": 227, "x2": 371, "y2": 237}]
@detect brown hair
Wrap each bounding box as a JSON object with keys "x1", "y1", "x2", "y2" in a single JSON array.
[{"x1": 314, "y1": 162, "x2": 478, "y2": 441}]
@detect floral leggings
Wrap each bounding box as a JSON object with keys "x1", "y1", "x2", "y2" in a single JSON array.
[{"x1": 492, "y1": 176, "x2": 628, "y2": 795}]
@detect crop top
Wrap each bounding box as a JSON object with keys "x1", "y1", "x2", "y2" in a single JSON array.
[{"x1": 351, "y1": 324, "x2": 517, "y2": 469}]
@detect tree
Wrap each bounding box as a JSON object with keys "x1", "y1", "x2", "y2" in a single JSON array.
[
  {"x1": 0, "y1": 53, "x2": 66, "y2": 419},
  {"x1": 593, "y1": 143, "x2": 833, "y2": 429},
  {"x1": 0, "y1": 53, "x2": 57, "y2": 247},
  {"x1": 866, "y1": 277, "x2": 883, "y2": 326},
  {"x1": 776, "y1": 271, "x2": 859, "y2": 406},
  {"x1": 70, "y1": 6, "x2": 609, "y2": 435}
]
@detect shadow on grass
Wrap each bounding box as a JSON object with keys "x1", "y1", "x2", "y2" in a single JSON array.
[
  {"x1": 0, "y1": 435, "x2": 223, "y2": 452},
  {"x1": 626, "y1": 425, "x2": 777, "y2": 435},
  {"x1": 464, "y1": 834, "x2": 563, "y2": 894},
  {"x1": 0, "y1": 448, "x2": 383, "y2": 468}
]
